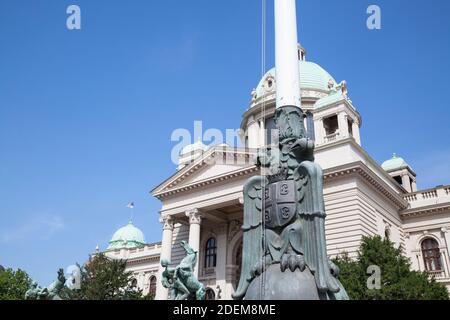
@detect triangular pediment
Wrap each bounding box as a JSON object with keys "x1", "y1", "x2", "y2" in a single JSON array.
[{"x1": 151, "y1": 147, "x2": 257, "y2": 197}]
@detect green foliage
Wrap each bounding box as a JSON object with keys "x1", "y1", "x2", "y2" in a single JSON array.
[
  {"x1": 333, "y1": 235, "x2": 449, "y2": 300},
  {"x1": 68, "y1": 253, "x2": 144, "y2": 300},
  {"x1": 0, "y1": 268, "x2": 33, "y2": 300}
]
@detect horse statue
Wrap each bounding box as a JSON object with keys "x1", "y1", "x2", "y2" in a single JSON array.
[
  {"x1": 161, "y1": 241, "x2": 205, "y2": 300},
  {"x1": 24, "y1": 282, "x2": 40, "y2": 300},
  {"x1": 25, "y1": 268, "x2": 67, "y2": 300}
]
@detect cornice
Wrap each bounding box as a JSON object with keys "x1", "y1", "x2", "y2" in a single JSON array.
[
  {"x1": 400, "y1": 203, "x2": 450, "y2": 219},
  {"x1": 126, "y1": 255, "x2": 161, "y2": 267},
  {"x1": 317, "y1": 138, "x2": 407, "y2": 194},
  {"x1": 151, "y1": 147, "x2": 256, "y2": 197},
  {"x1": 323, "y1": 161, "x2": 409, "y2": 210},
  {"x1": 154, "y1": 165, "x2": 259, "y2": 199},
  {"x1": 156, "y1": 157, "x2": 408, "y2": 214}
]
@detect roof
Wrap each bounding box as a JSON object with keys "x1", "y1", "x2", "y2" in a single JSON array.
[
  {"x1": 381, "y1": 153, "x2": 410, "y2": 172},
  {"x1": 255, "y1": 60, "x2": 337, "y2": 99},
  {"x1": 107, "y1": 221, "x2": 146, "y2": 250}
]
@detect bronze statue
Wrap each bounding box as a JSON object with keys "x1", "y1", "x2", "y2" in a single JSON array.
[
  {"x1": 233, "y1": 106, "x2": 349, "y2": 300},
  {"x1": 161, "y1": 241, "x2": 205, "y2": 300},
  {"x1": 25, "y1": 268, "x2": 67, "y2": 300}
]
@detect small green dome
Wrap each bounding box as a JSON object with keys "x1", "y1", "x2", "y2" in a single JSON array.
[
  {"x1": 255, "y1": 60, "x2": 337, "y2": 99},
  {"x1": 107, "y1": 221, "x2": 146, "y2": 250},
  {"x1": 381, "y1": 153, "x2": 409, "y2": 172}
]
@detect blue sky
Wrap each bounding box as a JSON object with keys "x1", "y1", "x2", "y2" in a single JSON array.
[{"x1": 1, "y1": 0, "x2": 449, "y2": 286}]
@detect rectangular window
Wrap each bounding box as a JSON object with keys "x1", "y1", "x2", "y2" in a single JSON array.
[{"x1": 348, "y1": 118, "x2": 353, "y2": 137}]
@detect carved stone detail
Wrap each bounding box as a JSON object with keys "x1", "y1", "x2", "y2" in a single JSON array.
[
  {"x1": 160, "y1": 215, "x2": 174, "y2": 231},
  {"x1": 228, "y1": 220, "x2": 242, "y2": 241},
  {"x1": 186, "y1": 208, "x2": 202, "y2": 225}
]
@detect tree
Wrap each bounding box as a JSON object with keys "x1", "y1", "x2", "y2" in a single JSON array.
[
  {"x1": 68, "y1": 253, "x2": 144, "y2": 300},
  {"x1": 0, "y1": 268, "x2": 33, "y2": 300},
  {"x1": 333, "y1": 235, "x2": 449, "y2": 300}
]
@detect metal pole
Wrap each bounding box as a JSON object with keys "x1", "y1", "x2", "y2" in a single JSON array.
[{"x1": 274, "y1": 0, "x2": 301, "y2": 109}]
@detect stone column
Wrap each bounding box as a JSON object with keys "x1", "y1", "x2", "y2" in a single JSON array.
[
  {"x1": 352, "y1": 121, "x2": 361, "y2": 145},
  {"x1": 259, "y1": 119, "x2": 266, "y2": 146},
  {"x1": 416, "y1": 252, "x2": 426, "y2": 271},
  {"x1": 155, "y1": 215, "x2": 174, "y2": 300},
  {"x1": 441, "y1": 228, "x2": 450, "y2": 277},
  {"x1": 411, "y1": 180, "x2": 417, "y2": 192},
  {"x1": 247, "y1": 118, "x2": 259, "y2": 149},
  {"x1": 315, "y1": 118, "x2": 324, "y2": 145},
  {"x1": 402, "y1": 174, "x2": 412, "y2": 193},
  {"x1": 186, "y1": 208, "x2": 202, "y2": 277},
  {"x1": 215, "y1": 224, "x2": 228, "y2": 300},
  {"x1": 338, "y1": 112, "x2": 349, "y2": 139}
]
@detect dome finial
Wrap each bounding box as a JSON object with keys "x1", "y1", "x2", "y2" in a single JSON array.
[{"x1": 392, "y1": 153, "x2": 397, "y2": 159}]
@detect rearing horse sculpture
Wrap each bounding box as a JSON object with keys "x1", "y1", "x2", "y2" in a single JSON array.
[{"x1": 161, "y1": 241, "x2": 205, "y2": 300}]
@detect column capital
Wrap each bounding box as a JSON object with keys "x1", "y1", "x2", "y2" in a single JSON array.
[
  {"x1": 186, "y1": 208, "x2": 202, "y2": 225},
  {"x1": 159, "y1": 215, "x2": 174, "y2": 231}
]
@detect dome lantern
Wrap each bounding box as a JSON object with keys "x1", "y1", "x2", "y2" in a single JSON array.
[{"x1": 381, "y1": 153, "x2": 417, "y2": 193}]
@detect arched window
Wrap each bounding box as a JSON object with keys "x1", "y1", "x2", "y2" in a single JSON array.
[
  {"x1": 421, "y1": 238, "x2": 442, "y2": 271},
  {"x1": 204, "y1": 237, "x2": 217, "y2": 268},
  {"x1": 131, "y1": 278, "x2": 138, "y2": 288},
  {"x1": 149, "y1": 276, "x2": 157, "y2": 297},
  {"x1": 205, "y1": 288, "x2": 215, "y2": 300}
]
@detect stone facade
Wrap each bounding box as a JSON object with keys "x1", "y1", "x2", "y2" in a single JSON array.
[
  {"x1": 106, "y1": 51, "x2": 450, "y2": 299},
  {"x1": 150, "y1": 52, "x2": 450, "y2": 299}
]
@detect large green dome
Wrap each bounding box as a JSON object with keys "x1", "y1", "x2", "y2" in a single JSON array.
[
  {"x1": 107, "y1": 221, "x2": 146, "y2": 250},
  {"x1": 255, "y1": 60, "x2": 337, "y2": 99}
]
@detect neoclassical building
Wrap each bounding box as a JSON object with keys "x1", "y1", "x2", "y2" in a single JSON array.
[
  {"x1": 102, "y1": 221, "x2": 161, "y2": 297},
  {"x1": 152, "y1": 45, "x2": 450, "y2": 299},
  {"x1": 103, "y1": 46, "x2": 450, "y2": 300}
]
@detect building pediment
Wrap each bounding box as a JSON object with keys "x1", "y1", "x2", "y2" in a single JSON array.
[{"x1": 151, "y1": 147, "x2": 257, "y2": 199}]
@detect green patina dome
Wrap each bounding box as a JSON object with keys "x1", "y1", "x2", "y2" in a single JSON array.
[
  {"x1": 381, "y1": 153, "x2": 409, "y2": 172},
  {"x1": 255, "y1": 60, "x2": 337, "y2": 99},
  {"x1": 107, "y1": 221, "x2": 146, "y2": 250}
]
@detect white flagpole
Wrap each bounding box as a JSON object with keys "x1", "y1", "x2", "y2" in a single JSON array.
[{"x1": 274, "y1": 0, "x2": 301, "y2": 109}]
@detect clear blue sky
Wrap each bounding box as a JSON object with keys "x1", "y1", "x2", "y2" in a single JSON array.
[{"x1": 1, "y1": 0, "x2": 449, "y2": 286}]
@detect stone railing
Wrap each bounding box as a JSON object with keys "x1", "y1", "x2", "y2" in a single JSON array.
[
  {"x1": 428, "y1": 270, "x2": 446, "y2": 280},
  {"x1": 324, "y1": 132, "x2": 339, "y2": 143},
  {"x1": 403, "y1": 185, "x2": 450, "y2": 209}
]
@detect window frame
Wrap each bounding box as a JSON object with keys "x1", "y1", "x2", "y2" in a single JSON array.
[
  {"x1": 204, "y1": 237, "x2": 217, "y2": 268},
  {"x1": 421, "y1": 238, "x2": 442, "y2": 272}
]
